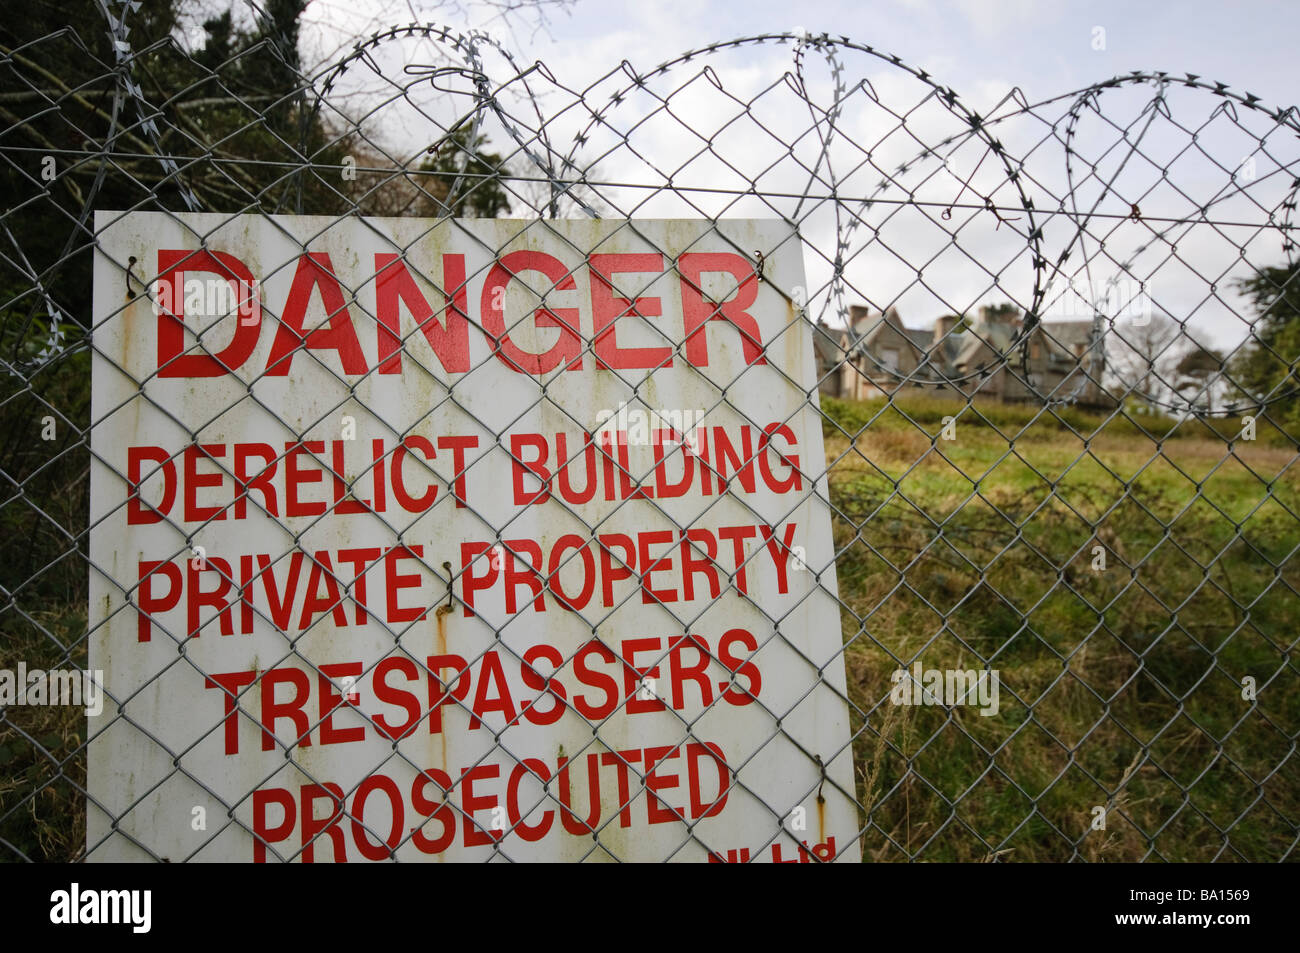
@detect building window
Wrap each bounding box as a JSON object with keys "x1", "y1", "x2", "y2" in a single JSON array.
[{"x1": 881, "y1": 347, "x2": 899, "y2": 372}]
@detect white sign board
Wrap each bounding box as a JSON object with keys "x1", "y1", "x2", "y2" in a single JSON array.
[{"x1": 89, "y1": 211, "x2": 859, "y2": 862}]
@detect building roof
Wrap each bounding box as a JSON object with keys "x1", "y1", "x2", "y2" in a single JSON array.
[
  {"x1": 843, "y1": 306, "x2": 902, "y2": 354},
  {"x1": 836, "y1": 305, "x2": 1105, "y2": 386},
  {"x1": 811, "y1": 321, "x2": 842, "y2": 367},
  {"x1": 904, "y1": 328, "x2": 933, "y2": 351},
  {"x1": 1036, "y1": 320, "x2": 1093, "y2": 347},
  {"x1": 951, "y1": 308, "x2": 1021, "y2": 370}
]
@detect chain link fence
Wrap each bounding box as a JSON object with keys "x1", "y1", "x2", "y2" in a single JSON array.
[{"x1": 1, "y1": 2, "x2": 1297, "y2": 861}]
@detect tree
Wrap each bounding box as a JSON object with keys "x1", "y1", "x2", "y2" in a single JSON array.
[
  {"x1": 0, "y1": 0, "x2": 353, "y2": 607},
  {"x1": 415, "y1": 124, "x2": 513, "y2": 218},
  {"x1": 1174, "y1": 344, "x2": 1225, "y2": 414},
  {"x1": 1106, "y1": 313, "x2": 1189, "y2": 410},
  {"x1": 346, "y1": 124, "x2": 514, "y2": 219},
  {"x1": 1229, "y1": 263, "x2": 1300, "y2": 433}
]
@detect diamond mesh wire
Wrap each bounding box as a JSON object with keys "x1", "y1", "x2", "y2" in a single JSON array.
[{"x1": 0, "y1": 9, "x2": 1296, "y2": 862}]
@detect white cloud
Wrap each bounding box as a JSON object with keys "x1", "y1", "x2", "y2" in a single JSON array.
[{"x1": 952, "y1": 0, "x2": 1065, "y2": 39}]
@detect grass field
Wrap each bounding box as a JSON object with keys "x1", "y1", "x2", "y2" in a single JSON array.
[
  {"x1": 825, "y1": 394, "x2": 1300, "y2": 861},
  {"x1": 1, "y1": 391, "x2": 1296, "y2": 861}
]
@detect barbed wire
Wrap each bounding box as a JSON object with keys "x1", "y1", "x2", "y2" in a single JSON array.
[{"x1": 0, "y1": 9, "x2": 1297, "y2": 863}]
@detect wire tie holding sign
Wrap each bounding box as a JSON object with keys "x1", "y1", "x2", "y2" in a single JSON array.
[
  {"x1": 815, "y1": 753, "x2": 826, "y2": 805},
  {"x1": 440, "y1": 560, "x2": 454, "y2": 614},
  {"x1": 125, "y1": 255, "x2": 139, "y2": 299},
  {"x1": 754, "y1": 249, "x2": 765, "y2": 283}
]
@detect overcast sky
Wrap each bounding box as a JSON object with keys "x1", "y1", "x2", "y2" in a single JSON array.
[
  {"x1": 288, "y1": 0, "x2": 1300, "y2": 348},
  {"x1": 307, "y1": 0, "x2": 1298, "y2": 112}
]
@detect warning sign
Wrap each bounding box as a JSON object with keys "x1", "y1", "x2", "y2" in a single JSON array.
[{"x1": 89, "y1": 212, "x2": 859, "y2": 862}]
